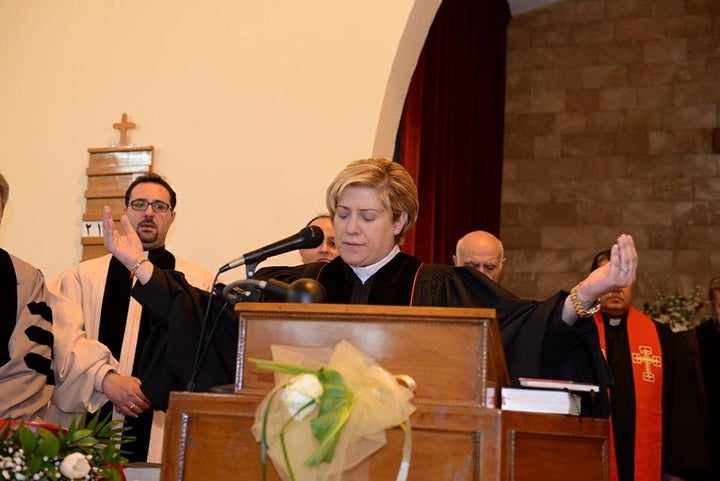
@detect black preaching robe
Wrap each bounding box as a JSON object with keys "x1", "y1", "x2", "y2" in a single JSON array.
[
  {"x1": 97, "y1": 248, "x2": 176, "y2": 462},
  {"x1": 693, "y1": 320, "x2": 720, "y2": 481},
  {"x1": 130, "y1": 268, "x2": 238, "y2": 411},
  {"x1": 255, "y1": 253, "x2": 612, "y2": 417}
]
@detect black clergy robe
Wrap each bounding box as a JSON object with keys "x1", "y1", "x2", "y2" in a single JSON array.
[
  {"x1": 98, "y1": 248, "x2": 176, "y2": 462},
  {"x1": 129, "y1": 268, "x2": 238, "y2": 411},
  {"x1": 255, "y1": 253, "x2": 612, "y2": 417},
  {"x1": 692, "y1": 320, "x2": 720, "y2": 481}
]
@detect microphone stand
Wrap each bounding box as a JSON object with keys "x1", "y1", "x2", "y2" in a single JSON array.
[
  {"x1": 222, "y1": 279, "x2": 266, "y2": 304},
  {"x1": 245, "y1": 261, "x2": 260, "y2": 279},
  {"x1": 188, "y1": 263, "x2": 263, "y2": 391}
]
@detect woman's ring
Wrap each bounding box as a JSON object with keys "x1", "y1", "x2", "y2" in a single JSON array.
[
  {"x1": 129, "y1": 403, "x2": 136, "y2": 411},
  {"x1": 621, "y1": 266, "x2": 630, "y2": 273}
]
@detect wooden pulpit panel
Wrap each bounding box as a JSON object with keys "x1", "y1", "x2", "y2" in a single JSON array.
[
  {"x1": 501, "y1": 411, "x2": 608, "y2": 481},
  {"x1": 161, "y1": 392, "x2": 502, "y2": 481},
  {"x1": 161, "y1": 392, "x2": 608, "y2": 481},
  {"x1": 234, "y1": 303, "x2": 508, "y2": 408}
]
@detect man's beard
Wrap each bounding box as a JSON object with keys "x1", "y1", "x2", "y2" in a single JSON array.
[{"x1": 136, "y1": 228, "x2": 158, "y2": 245}]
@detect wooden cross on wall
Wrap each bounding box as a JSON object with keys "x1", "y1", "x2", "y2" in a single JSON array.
[{"x1": 113, "y1": 113, "x2": 136, "y2": 146}]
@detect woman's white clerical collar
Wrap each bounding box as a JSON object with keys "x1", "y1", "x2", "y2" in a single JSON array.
[{"x1": 351, "y1": 245, "x2": 400, "y2": 284}]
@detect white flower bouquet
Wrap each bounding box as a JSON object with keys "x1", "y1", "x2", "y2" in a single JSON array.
[
  {"x1": 251, "y1": 341, "x2": 416, "y2": 481},
  {"x1": 0, "y1": 412, "x2": 130, "y2": 481}
]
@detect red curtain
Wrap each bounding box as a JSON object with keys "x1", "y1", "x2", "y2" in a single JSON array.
[{"x1": 395, "y1": 0, "x2": 511, "y2": 264}]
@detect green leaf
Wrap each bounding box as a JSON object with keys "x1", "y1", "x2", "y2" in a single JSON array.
[
  {"x1": 260, "y1": 387, "x2": 284, "y2": 481},
  {"x1": 86, "y1": 410, "x2": 101, "y2": 431},
  {"x1": 37, "y1": 428, "x2": 60, "y2": 458},
  {"x1": 69, "y1": 428, "x2": 94, "y2": 443},
  {"x1": 251, "y1": 358, "x2": 319, "y2": 377},
  {"x1": 306, "y1": 368, "x2": 354, "y2": 466},
  {"x1": 26, "y1": 455, "x2": 43, "y2": 474},
  {"x1": 17, "y1": 424, "x2": 38, "y2": 453}
]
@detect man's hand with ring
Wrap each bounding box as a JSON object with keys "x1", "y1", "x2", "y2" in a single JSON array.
[{"x1": 102, "y1": 371, "x2": 151, "y2": 418}]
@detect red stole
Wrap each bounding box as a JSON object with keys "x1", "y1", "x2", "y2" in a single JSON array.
[{"x1": 595, "y1": 307, "x2": 663, "y2": 481}]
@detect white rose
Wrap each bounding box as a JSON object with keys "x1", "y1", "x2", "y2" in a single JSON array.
[
  {"x1": 59, "y1": 452, "x2": 91, "y2": 479},
  {"x1": 281, "y1": 373, "x2": 323, "y2": 421}
]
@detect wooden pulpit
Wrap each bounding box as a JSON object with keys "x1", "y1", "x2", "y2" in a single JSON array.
[{"x1": 160, "y1": 304, "x2": 609, "y2": 481}]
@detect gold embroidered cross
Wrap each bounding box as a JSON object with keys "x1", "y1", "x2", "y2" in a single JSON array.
[{"x1": 632, "y1": 345, "x2": 661, "y2": 382}]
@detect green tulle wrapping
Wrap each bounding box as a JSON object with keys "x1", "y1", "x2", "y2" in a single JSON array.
[{"x1": 251, "y1": 341, "x2": 415, "y2": 481}]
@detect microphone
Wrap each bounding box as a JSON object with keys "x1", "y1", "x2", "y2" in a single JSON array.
[
  {"x1": 218, "y1": 225, "x2": 324, "y2": 274},
  {"x1": 222, "y1": 278, "x2": 327, "y2": 303}
]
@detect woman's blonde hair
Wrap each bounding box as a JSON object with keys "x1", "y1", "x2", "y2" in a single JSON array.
[
  {"x1": 326, "y1": 158, "x2": 418, "y2": 244},
  {"x1": 0, "y1": 173, "x2": 9, "y2": 209}
]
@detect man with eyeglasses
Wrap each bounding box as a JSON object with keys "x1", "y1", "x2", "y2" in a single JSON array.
[{"x1": 48, "y1": 173, "x2": 214, "y2": 463}]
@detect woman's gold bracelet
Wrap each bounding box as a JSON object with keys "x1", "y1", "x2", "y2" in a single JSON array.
[{"x1": 570, "y1": 283, "x2": 601, "y2": 317}]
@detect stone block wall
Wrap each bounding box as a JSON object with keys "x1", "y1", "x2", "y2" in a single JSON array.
[{"x1": 501, "y1": 0, "x2": 720, "y2": 314}]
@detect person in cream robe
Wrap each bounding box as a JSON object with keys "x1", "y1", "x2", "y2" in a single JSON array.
[{"x1": 49, "y1": 174, "x2": 214, "y2": 463}]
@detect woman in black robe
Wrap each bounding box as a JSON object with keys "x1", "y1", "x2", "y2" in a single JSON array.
[
  {"x1": 253, "y1": 159, "x2": 638, "y2": 417},
  {"x1": 102, "y1": 158, "x2": 637, "y2": 417}
]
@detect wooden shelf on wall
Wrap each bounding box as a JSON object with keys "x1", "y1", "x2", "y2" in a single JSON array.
[
  {"x1": 80, "y1": 115, "x2": 153, "y2": 261},
  {"x1": 81, "y1": 146, "x2": 153, "y2": 261}
]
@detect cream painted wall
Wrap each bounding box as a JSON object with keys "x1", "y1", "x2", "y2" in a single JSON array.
[{"x1": 0, "y1": 1, "x2": 440, "y2": 283}]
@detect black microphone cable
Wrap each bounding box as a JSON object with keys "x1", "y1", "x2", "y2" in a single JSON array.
[
  {"x1": 187, "y1": 270, "x2": 221, "y2": 392},
  {"x1": 189, "y1": 297, "x2": 231, "y2": 393}
]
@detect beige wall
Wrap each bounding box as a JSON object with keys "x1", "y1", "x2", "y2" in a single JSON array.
[
  {"x1": 0, "y1": 1, "x2": 440, "y2": 282},
  {"x1": 501, "y1": 0, "x2": 720, "y2": 311}
]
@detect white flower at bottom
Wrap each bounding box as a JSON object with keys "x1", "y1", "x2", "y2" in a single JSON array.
[
  {"x1": 281, "y1": 373, "x2": 323, "y2": 421},
  {"x1": 59, "y1": 452, "x2": 91, "y2": 479}
]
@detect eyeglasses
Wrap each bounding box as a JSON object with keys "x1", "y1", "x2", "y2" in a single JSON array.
[{"x1": 129, "y1": 199, "x2": 172, "y2": 213}]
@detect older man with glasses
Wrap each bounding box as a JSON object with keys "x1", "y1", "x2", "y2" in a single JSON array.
[{"x1": 48, "y1": 173, "x2": 214, "y2": 463}]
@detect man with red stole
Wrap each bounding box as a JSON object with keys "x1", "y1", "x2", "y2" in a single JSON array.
[{"x1": 591, "y1": 250, "x2": 711, "y2": 481}]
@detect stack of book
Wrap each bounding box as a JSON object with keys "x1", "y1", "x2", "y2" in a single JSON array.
[{"x1": 500, "y1": 378, "x2": 599, "y2": 416}]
